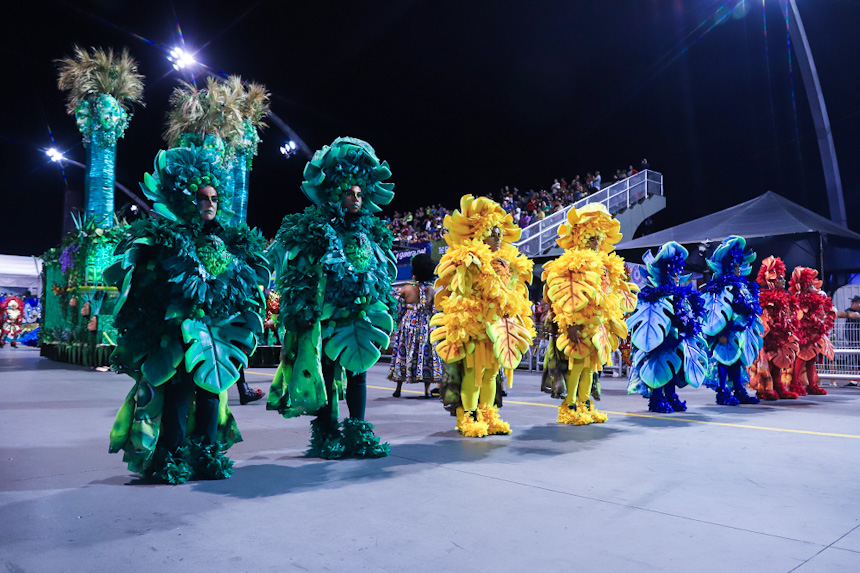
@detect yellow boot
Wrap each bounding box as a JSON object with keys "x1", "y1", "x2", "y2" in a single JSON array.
[
  {"x1": 571, "y1": 402, "x2": 594, "y2": 425},
  {"x1": 584, "y1": 400, "x2": 608, "y2": 423},
  {"x1": 479, "y1": 404, "x2": 512, "y2": 435},
  {"x1": 557, "y1": 402, "x2": 592, "y2": 425},
  {"x1": 456, "y1": 407, "x2": 489, "y2": 438}
]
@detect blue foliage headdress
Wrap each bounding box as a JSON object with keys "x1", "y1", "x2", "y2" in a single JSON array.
[
  {"x1": 706, "y1": 235, "x2": 755, "y2": 277},
  {"x1": 301, "y1": 137, "x2": 394, "y2": 213},
  {"x1": 140, "y1": 145, "x2": 231, "y2": 224},
  {"x1": 642, "y1": 241, "x2": 691, "y2": 286}
]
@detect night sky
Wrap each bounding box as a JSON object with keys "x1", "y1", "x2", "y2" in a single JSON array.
[{"x1": 3, "y1": 0, "x2": 858, "y2": 256}]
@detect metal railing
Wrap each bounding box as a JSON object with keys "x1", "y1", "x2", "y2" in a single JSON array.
[
  {"x1": 817, "y1": 318, "x2": 860, "y2": 380},
  {"x1": 516, "y1": 170, "x2": 663, "y2": 257}
]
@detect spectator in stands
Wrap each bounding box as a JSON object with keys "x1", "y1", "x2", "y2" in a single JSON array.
[
  {"x1": 640, "y1": 158, "x2": 650, "y2": 172},
  {"x1": 627, "y1": 165, "x2": 638, "y2": 177},
  {"x1": 593, "y1": 171, "x2": 601, "y2": 190}
]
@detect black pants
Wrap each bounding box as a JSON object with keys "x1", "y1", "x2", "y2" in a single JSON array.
[
  {"x1": 161, "y1": 370, "x2": 220, "y2": 452},
  {"x1": 315, "y1": 359, "x2": 367, "y2": 427}
]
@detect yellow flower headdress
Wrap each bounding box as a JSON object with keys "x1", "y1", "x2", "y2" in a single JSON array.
[
  {"x1": 443, "y1": 195, "x2": 520, "y2": 247},
  {"x1": 556, "y1": 203, "x2": 622, "y2": 252}
]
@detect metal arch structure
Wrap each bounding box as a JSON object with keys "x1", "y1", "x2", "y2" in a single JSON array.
[{"x1": 779, "y1": 0, "x2": 847, "y2": 228}]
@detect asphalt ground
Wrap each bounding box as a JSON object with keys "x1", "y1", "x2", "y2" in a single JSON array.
[{"x1": 2, "y1": 346, "x2": 859, "y2": 572}]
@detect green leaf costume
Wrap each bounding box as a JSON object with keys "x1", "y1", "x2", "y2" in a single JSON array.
[
  {"x1": 266, "y1": 137, "x2": 395, "y2": 458},
  {"x1": 106, "y1": 145, "x2": 269, "y2": 481}
]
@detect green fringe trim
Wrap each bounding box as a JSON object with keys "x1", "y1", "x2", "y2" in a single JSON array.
[
  {"x1": 305, "y1": 418, "x2": 345, "y2": 460},
  {"x1": 145, "y1": 446, "x2": 193, "y2": 485},
  {"x1": 187, "y1": 438, "x2": 234, "y2": 480},
  {"x1": 341, "y1": 418, "x2": 390, "y2": 458}
]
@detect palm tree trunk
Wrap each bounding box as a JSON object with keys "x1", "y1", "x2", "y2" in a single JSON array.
[
  {"x1": 84, "y1": 128, "x2": 116, "y2": 228},
  {"x1": 231, "y1": 153, "x2": 250, "y2": 224}
]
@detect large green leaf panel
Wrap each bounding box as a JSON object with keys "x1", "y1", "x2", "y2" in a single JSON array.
[
  {"x1": 324, "y1": 317, "x2": 390, "y2": 373},
  {"x1": 182, "y1": 315, "x2": 256, "y2": 393}
]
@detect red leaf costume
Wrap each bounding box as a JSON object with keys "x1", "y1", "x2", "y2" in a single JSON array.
[
  {"x1": 748, "y1": 257, "x2": 800, "y2": 400},
  {"x1": 788, "y1": 267, "x2": 835, "y2": 395}
]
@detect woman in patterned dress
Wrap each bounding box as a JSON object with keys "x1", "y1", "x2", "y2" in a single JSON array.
[{"x1": 389, "y1": 253, "x2": 441, "y2": 398}]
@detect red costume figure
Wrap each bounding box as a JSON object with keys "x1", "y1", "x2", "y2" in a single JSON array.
[
  {"x1": 749, "y1": 257, "x2": 800, "y2": 400},
  {"x1": 788, "y1": 267, "x2": 835, "y2": 396},
  {"x1": 0, "y1": 297, "x2": 25, "y2": 348}
]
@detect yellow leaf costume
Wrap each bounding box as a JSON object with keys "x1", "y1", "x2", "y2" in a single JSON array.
[
  {"x1": 541, "y1": 203, "x2": 638, "y2": 425},
  {"x1": 431, "y1": 195, "x2": 535, "y2": 437}
]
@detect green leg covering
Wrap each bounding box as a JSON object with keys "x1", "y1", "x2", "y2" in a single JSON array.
[{"x1": 341, "y1": 419, "x2": 390, "y2": 458}]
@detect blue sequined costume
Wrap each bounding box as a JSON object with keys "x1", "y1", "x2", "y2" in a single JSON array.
[
  {"x1": 700, "y1": 236, "x2": 764, "y2": 405},
  {"x1": 627, "y1": 242, "x2": 709, "y2": 412}
]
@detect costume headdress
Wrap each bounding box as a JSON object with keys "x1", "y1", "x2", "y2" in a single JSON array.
[
  {"x1": 642, "y1": 241, "x2": 690, "y2": 287},
  {"x1": 706, "y1": 235, "x2": 755, "y2": 277},
  {"x1": 756, "y1": 256, "x2": 786, "y2": 289},
  {"x1": 139, "y1": 145, "x2": 229, "y2": 224},
  {"x1": 788, "y1": 266, "x2": 822, "y2": 295},
  {"x1": 301, "y1": 137, "x2": 394, "y2": 213},
  {"x1": 1, "y1": 297, "x2": 23, "y2": 312},
  {"x1": 556, "y1": 203, "x2": 622, "y2": 252},
  {"x1": 442, "y1": 195, "x2": 520, "y2": 246}
]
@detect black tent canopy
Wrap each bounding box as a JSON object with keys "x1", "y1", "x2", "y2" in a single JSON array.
[
  {"x1": 617, "y1": 191, "x2": 860, "y2": 250},
  {"x1": 615, "y1": 192, "x2": 860, "y2": 285}
]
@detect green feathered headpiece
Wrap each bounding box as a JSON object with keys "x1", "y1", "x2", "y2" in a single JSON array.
[
  {"x1": 139, "y1": 145, "x2": 232, "y2": 224},
  {"x1": 301, "y1": 137, "x2": 394, "y2": 213}
]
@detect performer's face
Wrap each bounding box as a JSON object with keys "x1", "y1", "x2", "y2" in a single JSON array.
[
  {"x1": 733, "y1": 263, "x2": 741, "y2": 276},
  {"x1": 672, "y1": 272, "x2": 680, "y2": 285},
  {"x1": 587, "y1": 235, "x2": 600, "y2": 251},
  {"x1": 776, "y1": 275, "x2": 786, "y2": 290},
  {"x1": 342, "y1": 185, "x2": 363, "y2": 214},
  {"x1": 484, "y1": 227, "x2": 502, "y2": 251},
  {"x1": 196, "y1": 186, "x2": 218, "y2": 221}
]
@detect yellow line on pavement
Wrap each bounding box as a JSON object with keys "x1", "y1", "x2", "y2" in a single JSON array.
[{"x1": 244, "y1": 371, "x2": 860, "y2": 439}]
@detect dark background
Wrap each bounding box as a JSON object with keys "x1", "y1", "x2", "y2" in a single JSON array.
[{"x1": 2, "y1": 0, "x2": 857, "y2": 256}]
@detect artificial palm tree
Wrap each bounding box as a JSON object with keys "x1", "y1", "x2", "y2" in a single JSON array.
[{"x1": 57, "y1": 46, "x2": 144, "y2": 228}]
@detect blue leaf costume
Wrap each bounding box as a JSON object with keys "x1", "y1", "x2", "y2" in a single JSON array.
[
  {"x1": 700, "y1": 236, "x2": 764, "y2": 405},
  {"x1": 266, "y1": 137, "x2": 395, "y2": 459},
  {"x1": 627, "y1": 242, "x2": 708, "y2": 412},
  {"x1": 106, "y1": 145, "x2": 269, "y2": 483}
]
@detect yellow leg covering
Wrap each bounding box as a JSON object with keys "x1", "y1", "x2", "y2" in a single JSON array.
[
  {"x1": 558, "y1": 362, "x2": 592, "y2": 425},
  {"x1": 461, "y1": 367, "x2": 480, "y2": 412},
  {"x1": 459, "y1": 342, "x2": 504, "y2": 437},
  {"x1": 576, "y1": 367, "x2": 607, "y2": 423},
  {"x1": 564, "y1": 362, "x2": 586, "y2": 406},
  {"x1": 478, "y1": 373, "x2": 510, "y2": 435}
]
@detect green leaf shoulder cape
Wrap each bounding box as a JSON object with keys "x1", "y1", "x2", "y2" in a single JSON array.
[
  {"x1": 105, "y1": 216, "x2": 268, "y2": 471},
  {"x1": 266, "y1": 205, "x2": 397, "y2": 418}
]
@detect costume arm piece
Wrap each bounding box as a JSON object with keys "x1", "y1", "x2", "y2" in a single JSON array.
[
  {"x1": 430, "y1": 246, "x2": 485, "y2": 363},
  {"x1": 542, "y1": 250, "x2": 602, "y2": 360},
  {"x1": 627, "y1": 296, "x2": 673, "y2": 353}
]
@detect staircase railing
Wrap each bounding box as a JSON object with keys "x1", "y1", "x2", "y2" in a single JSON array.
[{"x1": 515, "y1": 170, "x2": 663, "y2": 257}]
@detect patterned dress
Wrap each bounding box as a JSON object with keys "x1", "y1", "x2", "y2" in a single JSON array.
[{"x1": 388, "y1": 281, "x2": 442, "y2": 383}]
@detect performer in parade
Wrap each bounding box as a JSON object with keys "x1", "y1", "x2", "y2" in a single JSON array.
[
  {"x1": 106, "y1": 145, "x2": 269, "y2": 483},
  {"x1": 431, "y1": 195, "x2": 534, "y2": 437},
  {"x1": 748, "y1": 256, "x2": 800, "y2": 400},
  {"x1": 788, "y1": 266, "x2": 836, "y2": 396},
  {"x1": 541, "y1": 203, "x2": 638, "y2": 424},
  {"x1": 700, "y1": 236, "x2": 764, "y2": 405},
  {"x1": 266, "y1": 137, "x2": 395, "y2": 459},
  {"x1": 388, "y1": 253, "x2": 443, "y2": 399},
  {"x1": 0, "y1": 297, "x2": 24, "y2": 348},
  {"x1": 627, "y1": 242, "x2": 709, "y2": 412}
]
